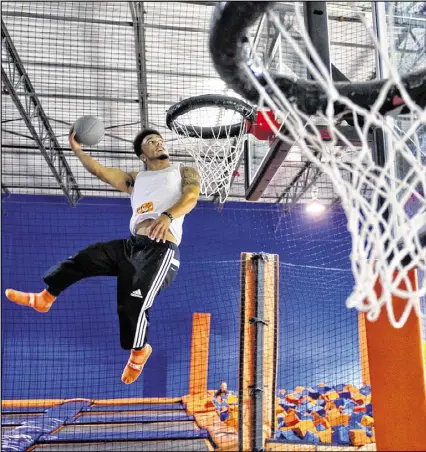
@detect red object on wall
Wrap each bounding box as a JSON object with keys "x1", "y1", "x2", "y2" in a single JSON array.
[{"x1": 246, "y1": 110, "x2": 281, "y2": 141}]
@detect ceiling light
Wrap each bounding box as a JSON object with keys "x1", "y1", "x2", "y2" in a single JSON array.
[{"x1": 306, "y1": 185, "x2": 326, "y2": 216}]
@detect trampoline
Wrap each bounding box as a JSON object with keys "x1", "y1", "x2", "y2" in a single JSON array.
[{"x1": 2, "y1": 400, "x2": 213, "y2": 452}]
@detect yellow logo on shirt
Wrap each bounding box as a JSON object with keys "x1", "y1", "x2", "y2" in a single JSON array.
[{"x1": 137, "y1": 201, "x2": 154, "y2": 214}]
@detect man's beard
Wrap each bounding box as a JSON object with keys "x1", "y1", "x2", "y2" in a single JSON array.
[{"x1": 156, "y1": 153, "x2": 169, "y2": 160}]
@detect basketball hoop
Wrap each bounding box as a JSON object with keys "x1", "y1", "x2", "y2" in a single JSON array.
[
  {"x1": 209, "y1": 2, "x2": 426, "y2": 327},
  {"x1": 167, "y1": 94, "x2": 276, "y2": 202}
]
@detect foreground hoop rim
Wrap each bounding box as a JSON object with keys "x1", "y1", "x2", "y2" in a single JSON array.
[
  {"x1": 166, "y1": 94, "x2": 256, "y2": 139},
  {"x1": 209, "y1": 2, "x2": 426, "y2": 116}
]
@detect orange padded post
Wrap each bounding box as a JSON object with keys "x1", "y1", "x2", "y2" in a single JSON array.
[
  {"x1": 364, "y1": 269, "x2": 426, "y2": 451},
  {"x1": 358, "y1": 312, "x2": 371, "y2": 386},
  {"x1": 189, "y1": 313, "x2": 211, "y2": 395},
  {"x1": 240, "y1": 252, "x2": 279, "y2": 452}
]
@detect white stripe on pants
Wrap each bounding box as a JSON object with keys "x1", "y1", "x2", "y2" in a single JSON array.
[{"x1": 133, "y1": 248, "x2": 174, "y2": 348}]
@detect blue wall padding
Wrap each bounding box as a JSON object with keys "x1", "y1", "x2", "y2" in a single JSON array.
[
  {"x1": 2, "y1": 401, "x2": 90, "y2": 452},
  {"x1": 72, "y1": 413, "x2": 194, "y2": 424},
  {"x1": 143, "y1": 349, "x2": 168, "y2": 397},
  {"x1": 86, "y1": 403, "x2": 185, "y2": 412},
  {"x1": 2, "y1": 195, "x2": 358, "y2": 399},
  {"x1": 332, "y1": 426, "x2": 350, "y2": 444},
  {"x1": 39, "y1": 428, "x2": 210, "y2": 442},
  {"x1": 304, "y1": 431, "x2": 320, "y2": 443}
]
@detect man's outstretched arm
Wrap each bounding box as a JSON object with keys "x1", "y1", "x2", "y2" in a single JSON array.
[
  {"x1": 69, "y1": 128, "x2": 136, "y2": 194},
  {"x1": 148, "y1": 166, "x2": 200, "y2": 242}
]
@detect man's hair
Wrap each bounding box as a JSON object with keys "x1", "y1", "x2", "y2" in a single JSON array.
[{"x1": 133, "y1": 129, "x2": 162, "y2": 157}]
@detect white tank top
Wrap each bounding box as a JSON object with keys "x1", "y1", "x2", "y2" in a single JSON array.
[{"x1": 129, "y1": 164, "x2": 185, "y2": 245}]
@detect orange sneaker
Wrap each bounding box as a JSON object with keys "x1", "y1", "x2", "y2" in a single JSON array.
[
  {"x1": 121, "y1": 344, "x2": 152, "y2": 385},
  {"x1": 5, "y1": 289, "x2": 56, "y2": 313}
]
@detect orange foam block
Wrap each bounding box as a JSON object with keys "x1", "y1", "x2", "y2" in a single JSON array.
[
  {"x1": 350, "y1": 429, "x2": 368, "y2": 446},
  {"x1": 184, "y1": 395, "x2": 215, "y2": 415},
  {"x1": 227, "y1": 395, "x2": 238, "y2": 404},
  {"x1": 286, "y1": 393, "x2": 302, "y2": 404},
  {"x1": 276, "y1": 404, "x2": 285, "y2": 415},
  {"x1": 324, "y1": 391, "x2": 339, "y2": 401},
  {"x1": 317, "y1": 428, "x2": 332, "y2": 443},
  {"x1": 352, "y1": 394, "x2": 366, "y2": 405},
  {"x1": 326, "y1": 408, "x2": 350, "y2": 427},
  {"x1": 284, "y1": 411, "x2": 300, "y2": 427},
  {"x1": 353, "y1": 405, "x2": 367, "y2": 413},
  {"x1": 313, "y1": 415, "x2": 330, "y2": 430},
  {"x1": 224, "y1": 415, "x2": 238, "y2": 430},
  {"x1": 294, "y1": 420, "x2": 316, "y2": 438},
  {"x1": 367, "y1": 433, "x2": 376, "y2": 444},
  {"x1": 344, "y1": 384, "x2": 358, "y2": 392},
  {"x1": 324, "y1": 401, "x2": 336, "y2": 411},
  {"x1": 361, "y1": 415, "x2": 374, "y2": 427}
]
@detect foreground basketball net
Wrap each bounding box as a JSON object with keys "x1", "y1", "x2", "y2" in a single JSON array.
[{"x1": 210, "y1": 2, "x2": 426, "y2": 329}]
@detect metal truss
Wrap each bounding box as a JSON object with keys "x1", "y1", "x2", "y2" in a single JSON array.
[
  {"x1": 1, "y1": 20, "x2": 81, "y2": 206},
  {"x1": 277, "y1": 159, "x2": 323, "y2": 213},
  {"x1": 129, "y1": 2, "x2": 149, "y2": 130}
]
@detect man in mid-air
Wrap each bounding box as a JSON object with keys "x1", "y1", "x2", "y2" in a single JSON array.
[{"x1": 6, "y1": 127, "x2": 200, "y2": 384}]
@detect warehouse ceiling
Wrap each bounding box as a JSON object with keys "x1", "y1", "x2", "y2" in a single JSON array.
[{"x1": 2, "y1": 2, "x2": 425, "y2": 208}]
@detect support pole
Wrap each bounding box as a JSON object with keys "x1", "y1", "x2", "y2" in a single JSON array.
[{"x1": 239, "y1": 252, "x2": 279, "y2": 452}]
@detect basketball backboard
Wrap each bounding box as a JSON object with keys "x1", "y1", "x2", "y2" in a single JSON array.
[{"x1": 242, "y1": 1, "x2": 377, "y2": 204}]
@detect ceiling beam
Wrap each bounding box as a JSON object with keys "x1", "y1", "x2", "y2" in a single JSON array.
[
  {"x1": 1, "y1": 90, "x2": 178, "y2": 106},
  {"x1": 0, "y1": 59, "x2": 222, "y2": 79},
  {"x1": 129, "y1": 2, "x2": 149, "y2": 130},
  {"x1": 1, "y1": 19, "x2": 81, "y2": 206},
  {"x1": 2, "y1": 183, "x2": 11, "y2": 196}
]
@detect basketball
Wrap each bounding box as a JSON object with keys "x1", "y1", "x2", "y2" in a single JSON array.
[{"x1": 73, "y1": 115, "x2": 104, "y2": 146}]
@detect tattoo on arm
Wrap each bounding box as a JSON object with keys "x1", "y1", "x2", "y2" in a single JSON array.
[
  {"x1": 126, "y1": 174, "x2": 135, "y2": 188},
  {"x1": 181, "y1": 166, "x2": 201, "y2": 189}
]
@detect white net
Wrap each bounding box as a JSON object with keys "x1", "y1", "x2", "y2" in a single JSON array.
[
  {"x1": 245, "y1": 2, "x2": 426, "y2": 328},
  {"x1": 170, "y1": 105, "x2": 248, "y2": 203}
]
